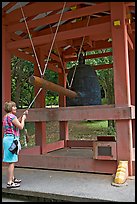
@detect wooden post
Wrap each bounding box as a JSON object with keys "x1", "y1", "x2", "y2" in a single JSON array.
[
  {"x1": 2, "y1": 17, "x2": 11, "y2": 117},
  {"x1": 2, "y1": 17, "x2": 12, "y2": 165},
  {"x1": 58, "y1": 61, "x2": 69, "y2": 147},
  {"x1": 34, "y1": 48, "x2": 47, "y2": 154},
  {"x1": 110, "y1": 2, "x2": 133, "y2": 175},
  {"x1": 129, "y1": 32, "x2": 135, "y2": 147}
]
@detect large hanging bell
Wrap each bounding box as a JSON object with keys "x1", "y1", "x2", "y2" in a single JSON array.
[{"x1": 66, "y1": 54, "x2": 101, "y2": 106}]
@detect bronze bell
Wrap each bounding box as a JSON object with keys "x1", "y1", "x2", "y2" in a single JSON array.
[{"x1": 66, "y1": 53, "x2": 101, "y2": 106}]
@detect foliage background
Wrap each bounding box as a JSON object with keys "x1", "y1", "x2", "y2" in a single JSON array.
[
  {"x1": 11, "y1": 48, "x2": 116, "y2": 147},
  {"x1": 11, "y1": 48, "x2": 114, "y2": 108}
]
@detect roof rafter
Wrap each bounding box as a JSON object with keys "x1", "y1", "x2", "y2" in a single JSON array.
[
  {"x1": 7, "y1": 2, "x2": 110, "y2": 33},
  {"x1": 5, "y1": 2, "x2": 82, "y2": 24},
  {"x1": 7, "y1": 22, "x2": 111, "y2": 50}
]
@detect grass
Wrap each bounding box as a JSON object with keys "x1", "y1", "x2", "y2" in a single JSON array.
[
  {"x1": 20, "y1": 120, "x2": 116, "y2": 148},
  {"x1": 84, "y1": 120, "x2": 108, "y2": 128}
]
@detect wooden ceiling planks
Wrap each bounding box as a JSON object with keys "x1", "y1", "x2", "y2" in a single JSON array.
[
  {"x1": 7, "y1": 21, "x2": 111, "y2": 50},
  {"x1": 2, "y1": 2, "x2": 135, "y2": 71},
  {"x1": 7, "y1": 2, "x2": 110, "y2": 33},
  {"x1": 5, "y1": 2, "x2": 82, "y2": 24},
  {"x1": 2, "y1": 2, "x2": 17, "y2": 16}
]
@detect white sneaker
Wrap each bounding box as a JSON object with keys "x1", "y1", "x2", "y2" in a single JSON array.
[{"x1": 7, "y1": 182, "x2": 20, "y2": 188}]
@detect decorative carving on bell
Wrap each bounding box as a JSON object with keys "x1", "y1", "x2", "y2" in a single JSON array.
[{"x1": 66, "y1": 53, "x2": 101, "y2": 106}]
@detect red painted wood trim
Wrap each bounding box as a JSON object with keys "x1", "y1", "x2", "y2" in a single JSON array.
[
  {"x1": 67, "y1": 140, "x2": 94, "y2": 147},
  {"x1": 110, "y1": 2, "x2": 133, "y2": 176},
  {"x1": 64, "y1": 52, "x2": 112, "y2": 62},
  {"x1": 5, "y1": 2, "x2": 82, "y2": 24},
  {"x1": 2, "y1": 2, "x2": 17, "y2": 15},
  {"x1": 7, "y1": 22, "x2": 111, "y2": 50},
  {"x1": 127, "y1": 33, "x2": 134, "y2": 50},
  {"x1": 20, "y1": 146, "x2": 41, "y2": 155},
  {"x1": 16, "y1": 154, "x2": 117, "y2": 174},
  {"x1": 16, "y1": 105, "x2": 135, "y2": 122},
  {"x1": 11, "y1": 49, "x2": 36, "y2": 63},
  {"x1": 94, "y1": 63, "x2": 113, "y2": 70},
  {"x1": 7, "y1": 3, "x2": 110, "y2": 33},
  {"x1": 46, "y1": 140, "x2": 64, "y2": 153},
  {"x1": 2, "y1": 18, "x2": 11, "y2": 108}
]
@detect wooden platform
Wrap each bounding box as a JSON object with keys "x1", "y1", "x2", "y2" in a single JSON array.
[{"x1": 14, "y1": 147, "x2": 135, "y2": 175}]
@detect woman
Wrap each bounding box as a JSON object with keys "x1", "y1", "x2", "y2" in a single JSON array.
[{"x1": 3, "y1": 101, "x2": 28, "y2": 188}]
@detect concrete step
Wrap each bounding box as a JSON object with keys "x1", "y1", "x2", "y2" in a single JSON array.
[{"x1": 2, "y1": 166, "x2": 135, "y2": 202}]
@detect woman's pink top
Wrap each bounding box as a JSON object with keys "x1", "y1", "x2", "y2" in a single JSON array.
[{"x1": 3, "y1": 113, "x2": 20, "y2": 137}]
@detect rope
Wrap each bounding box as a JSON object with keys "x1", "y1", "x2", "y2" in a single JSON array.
[
  {"x1": 68, "y1": 15, "x2": 91, "y2": 89},
  {"x1": 19, "y1": 2, "x2": 43, "y2": 76},
  {"x1": 49, "y1": 25, "x2": 70, "y2": 88},
  {"x1": 42, "y1": 2, "x2": 66, "y2": 76},
  {"x1": 19, "y1": 2, "x2": 66, "y2": 110},
  {"x1": 27, "y1": 88, "x2": 43, "y2": 110}
]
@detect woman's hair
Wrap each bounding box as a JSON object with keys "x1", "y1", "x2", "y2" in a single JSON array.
[{"x1": 4, "y1": 101, "x2": 16, "y2": 113}]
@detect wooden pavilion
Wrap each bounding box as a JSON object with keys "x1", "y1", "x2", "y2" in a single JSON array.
[{"x1": 2, "y1": 2, "x2": 135, "y2": 176}]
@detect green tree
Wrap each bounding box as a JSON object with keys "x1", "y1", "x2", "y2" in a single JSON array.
[
  {"x1": 44, "y1": 69, "x2": 58, "y2": 106},
  {"x1": 86, "y1": 49, "x2": 115, "y2": 129},
  {"x1": 11, "y1": 56, "x2": 34, "y2": 108},
  {"x1": 11, "y1": 48, "x2": 115, "y2": 130}
]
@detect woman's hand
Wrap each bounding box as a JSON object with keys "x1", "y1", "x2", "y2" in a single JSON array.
[
  {"x1": 22, "y1": 114, "x2": 27, "y2": 120},
  {"x1": 23, "y1": 110, "x2": 28, "y2": 115},
  {"x1": 18, "y1": 110, "x2": 28, "y2": 122}
]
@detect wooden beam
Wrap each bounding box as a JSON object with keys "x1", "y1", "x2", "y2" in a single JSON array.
[
  {"x1": 7, "y1": 2, "x2": 110, "y2": 33},
  {"x1": 46, "y1": 140, "x2": 64, "y2": 153},
  {"x1": 5, "y1": 2, "x2": 82, "y2": 24},
  {"x1": 64, "y1": 52, "x2": 112, "y2": 62},
  {"x1": 127, "y1": 33, "x2": 134, "y2": 50},
  {"x1": 94, "y1": 63, "x2": 113, "y2": 70},
  {"x1": 11, "y1": 39, "x2": 112, "y2": 65},
  {"x1": 16, "y1": 105, "x2": 135, "y2": 122},
  {"x1": 2, "y1": 18, "x2": 12, "y2": 111},
  {"x1": 12, "y1": 49, "x2": 63, "y2": 73},
  {"x1": 42, "y1": 62, "x2": 63, "y2": 74},
  {"x1": 67, "y1": 140, "x2": 93, "y2": 148},
  {"x1": 110, "y1": 2, "x2": 133, "y2": 176},
  {"x1": 131, "y1": 22, "x2": 135, "y2": 32},
  {"x1": 90, "y1": 40, "x2": 112, "y2": 50},
  {"x1": 65, "y1": 64, "x2": 113, "y2": 74},
  {"x1": 10, "y1": 33, "x2": 23, "y2": 41},
  {"x1": 16, "y1": 154, "x2": 117, "y2": 174},
  {"x1": 125, "y1": 2, "x2": 135, "y2": 7},
  {"x1": 50, "y1": 53, "x2": 61, "y2": 63},
  {"x1": 29, "y1": 15, "x2": 110, "y2": 49},
  {"x1": 2, "y1": 2, "x2": 17, "y2": 16},
  {"x1": 7, "y1": 22, "x2": 111, "y2": 50},
  {"x1": 63, "y1": 39, "x2": 112, "y2": 55},
  {"x1": 29, "y1": 75, "x2": 78, "y2": 98},
  {"x1": 11, "y1": 49, "x2": 35, "y2": 63},
  {"x1": 63, "y1": 47, "x2": 77, "y2": 56}
]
